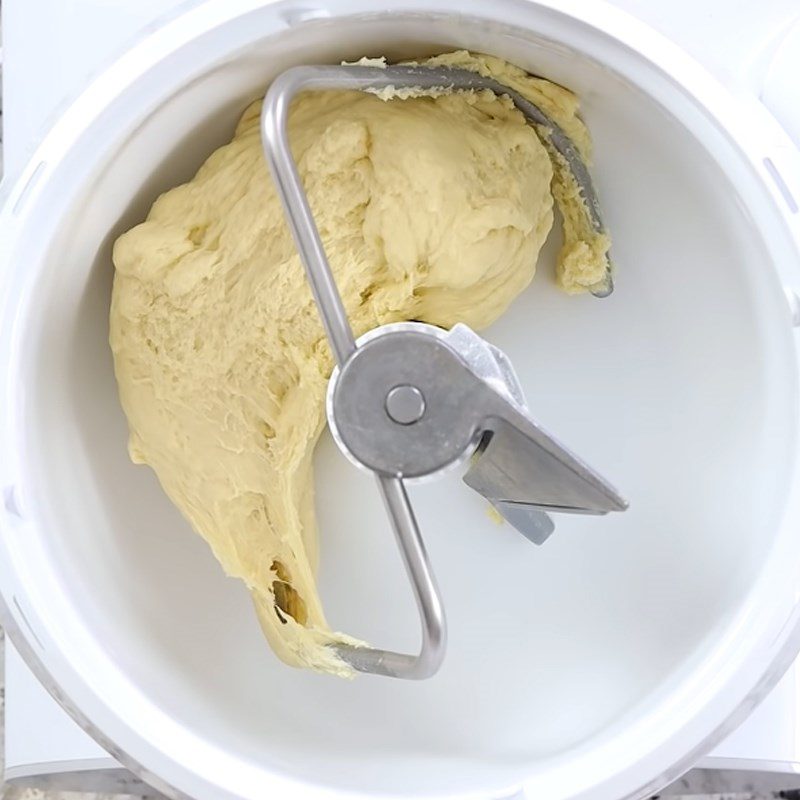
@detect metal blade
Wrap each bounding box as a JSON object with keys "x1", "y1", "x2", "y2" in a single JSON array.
[
  {"x1": 465, "y1": 414, "x2": 628, "y2": 521},
  {"x1": 491, "y1": 501, "x2": 555, "y2": 545}
]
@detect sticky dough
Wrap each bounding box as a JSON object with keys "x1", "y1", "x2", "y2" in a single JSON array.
[{"x1": 110, "y1": 51, "x2": 609, "y2": 677}]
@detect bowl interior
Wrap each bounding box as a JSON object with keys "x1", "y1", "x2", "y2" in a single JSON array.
[{"x1": 15, "y1": 5, "x2": 799, "y2": 797}]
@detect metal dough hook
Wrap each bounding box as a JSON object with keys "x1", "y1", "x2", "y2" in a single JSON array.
[{"x1": 261, "y1": 64, "x2": 626, "y2": 679}]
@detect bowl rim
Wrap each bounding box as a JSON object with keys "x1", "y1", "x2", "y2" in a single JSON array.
[{"x1": 1, "y1": 1, "x2": 800, "y2": 799}]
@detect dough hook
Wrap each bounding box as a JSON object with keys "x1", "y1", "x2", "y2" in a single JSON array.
[{"x1": 261, "y1": 64, "x2": 627, "y2": 679}]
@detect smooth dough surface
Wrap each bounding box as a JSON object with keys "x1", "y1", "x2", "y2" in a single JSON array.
[{"x1": 110, "y1": 51, "x2": 607, "y2": 676}]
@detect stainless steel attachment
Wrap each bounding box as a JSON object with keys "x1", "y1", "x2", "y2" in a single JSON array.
[{"x1": 261, "y1": 64, "x2": 626, "y2": 679}]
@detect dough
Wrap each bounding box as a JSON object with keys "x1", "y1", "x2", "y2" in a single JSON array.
[
  {"x1": 110, "y1": 51, "x2": 608, "y2": 677},
  {"x1": 406, "y1": 51, "x2": 611, "y2": 294}
]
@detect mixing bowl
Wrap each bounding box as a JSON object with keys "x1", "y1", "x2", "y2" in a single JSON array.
[{"x1": 1, "y1": 1, "x2": 800, "y2": 798}]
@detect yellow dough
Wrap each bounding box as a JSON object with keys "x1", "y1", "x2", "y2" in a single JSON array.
[{"x1": 110, "y1": 51, "x2": 609, "y2": 677}]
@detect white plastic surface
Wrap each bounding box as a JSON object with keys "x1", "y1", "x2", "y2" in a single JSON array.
[
  {"x1": 612, "y1": 0, "x2": 800, "y2": 94},
  {"x1": 3, "y1": 644, "x2": 115, "y2": 777},
  {"x1": 761, "y1": 18, "x2": 800, "y2": 150},
  {"x1": 704, "y1": 667, "x2": 800, "y2": 766},
  {"x1": 2, "y1": 0, "x2": 206, "y2": 783},
  {"x1": 0, "y1": 0, "x2": 201, "y2": 180},
  {"x1": 1, "y1": 2, "x2": 800, "y2": 800}
]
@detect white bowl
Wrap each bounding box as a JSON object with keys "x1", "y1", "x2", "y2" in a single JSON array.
[{"x1": 1, "y1": 1, "x2": 800, "y2": 799}]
